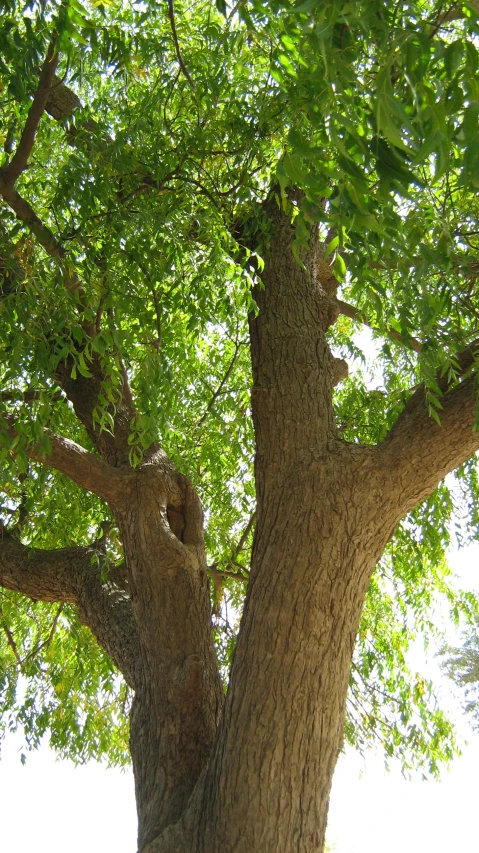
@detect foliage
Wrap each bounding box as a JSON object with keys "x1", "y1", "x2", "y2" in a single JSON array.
[
  {"x1": 1, "y1": 0, "x2": 479, "y2": 776},
  {"x1": 0, "y1": 595, "x2": 130, "y2": 765}
]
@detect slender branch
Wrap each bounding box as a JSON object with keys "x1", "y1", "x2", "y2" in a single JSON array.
[
  {"x1": 196, "y1": 340, "x2": 242, "y2": 427},
  {"x1": 0, "y1": 416, "x2": 126, "y2": 504},
  {"x1": 0, "y1": 43, "x2": 70, "y2": 277},
  {"x1": 1, "y1": 42, "x2": 59, "y2": 185},
  {"x1": 211, "y1": 565, "x2": 248, "y2": 584},
  {"x1": 0, "y1": 389, "x2": 63, "y2": 404},
  {"x1": 16, "y1": 470, "x2": 29, "y2": 532},
  {"x1": 336, "y1": 298, "x2": 423, "y2": 354},
  {"x1": 24, "y1": 602, "x2": 65, "y2": 662},
  {"x1": 1, "y1": 621, "x2": 22, "y2": 664},
  {"x1": 0, "y1": 183, "x2": 68, "y2": 264},
  {"x1": 151, "y1": 287, "x2": 162, "y2": 351},
  {"x1": 167, "y1": 0, "x2": 196, "y2": 91},
  {"x1": 231, "y1": 509, "x2": 257, "y2": 563},
  {"x1": 209, "y1": 509, "x2": 256, "y2": 606}
]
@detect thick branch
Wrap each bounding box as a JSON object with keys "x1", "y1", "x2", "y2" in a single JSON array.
[
  {"x1": 1, "y1": 416, "x2": 126, "y2": 504},
  {"x1": 0, "y1": 182, "x2": 70, "y2": 267},
  {"x1": 0, "y1": 530, "x2": 140, "y2": 688},
  {"x1": 378, "y1": 369, "x2": 479, "y2": 514},
  {"x1": 2, "y1": 42, "x2": 59, "y2": 185}
]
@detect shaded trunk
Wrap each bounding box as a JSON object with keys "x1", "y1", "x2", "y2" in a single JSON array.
[{"x1": 116, "y1": 467, "x2": 223, "y2": 850}]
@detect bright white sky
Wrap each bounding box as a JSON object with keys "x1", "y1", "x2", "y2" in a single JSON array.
[{"x1": 1, "y1": 543, "x2": 478, "y2": 853}]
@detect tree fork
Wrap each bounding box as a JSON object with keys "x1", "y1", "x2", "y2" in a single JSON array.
[
  {"x1": 145, "y1": 202, "x2": 479, "y2": 852},
  {"x1": 140, "y1": 203, "x2": 390, "y2": 852}
]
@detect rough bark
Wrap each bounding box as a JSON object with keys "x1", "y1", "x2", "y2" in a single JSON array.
[
  {"x1": 139, "y1": 203, "x2": 479, "y2": 853},
  {"x1": 115, "y1": 465, "x2": 224, "y2": 849},
  {"x1": 0, "y1": 530, "x2": 140, "y2": 688},
  {"x1": 143, "y1": 206, "x2": 388, "y2": 853}
]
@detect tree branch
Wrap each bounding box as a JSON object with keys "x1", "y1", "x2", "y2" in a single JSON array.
[
  {"x1": 378, "y1": 353, "x2": 479, "y2": 514},
  {"x1": 167, "y1": 0, "x2": 196, "y2": 91},
  {"x1": 196, "y1": 340, "x2": 242, "y2": 427},
  {"x1": 0, "y1": 42, "x2": 67, "y2": 267},
  {"x1": 0, "y1": 182, "x2": 72, "y2": 272},
  {"x1": 1, "y1": 41, "x2": 59, "y2": 185},
  {"x1": 0, "y1": 529, "x2": 140, "y2": 688},
  {"x1": 231, "y1": 509, "x2": 256, "y2": 563},
  {"x1": 1, "y1": 621, "x2": 22, "y2": 664},
  {"x1": 1, "y1": 416, "x2": 126, "y2": 504},
  {"x1": 209, "y1": 510, "x2": 256, "y2": 616},
  {"x1": 336, "y1": 298, "x2": 423, "y2": 354}
]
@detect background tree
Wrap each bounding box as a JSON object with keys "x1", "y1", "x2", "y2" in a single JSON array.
[
  {"x1": 2, "y1": 1, "x2": 479, "y2": 851},
  {"x1": 443, "y1": 616, "x2": 479, "y2": 727}
]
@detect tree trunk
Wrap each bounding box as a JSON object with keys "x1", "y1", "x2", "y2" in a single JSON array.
[
  {"x1": 115, "y1": 466, "x2": 224, "y2": 850},
  {"x1": 141, "y1": 203, "x2": 401, "y2": 852}
]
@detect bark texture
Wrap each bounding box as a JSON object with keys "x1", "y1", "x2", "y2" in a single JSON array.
[
  {"x1": 116, "y1": 465, "x2": 223, "y2": 849},
  {"x1": 151, "y1": 205, "x2": 397, "y2": 853},
  {"x1": 139, "y1": 203, "x2": 479, "y2": 853}
]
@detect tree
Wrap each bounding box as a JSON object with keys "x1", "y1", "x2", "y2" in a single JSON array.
[
  {"x1": 443, "y1": 616, "x2": 479, "y2": 727},
  {"x1": 2, "y1": 1, "x2": 479, "y2": 851}
]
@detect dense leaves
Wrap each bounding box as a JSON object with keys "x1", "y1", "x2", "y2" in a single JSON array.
[{"x1": 1, "y1": 0, "x2": 479, "y2": 774}]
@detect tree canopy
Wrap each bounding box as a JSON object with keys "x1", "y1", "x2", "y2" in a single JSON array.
[{"x1": 2, "y1": 0, "x2": 479, "y2": 803}]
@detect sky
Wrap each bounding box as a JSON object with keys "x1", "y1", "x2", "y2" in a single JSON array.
[{"x1": 1, "y1": 543, "x2": 478, "y2": 853}]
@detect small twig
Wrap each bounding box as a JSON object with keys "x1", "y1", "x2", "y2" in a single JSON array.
[
  {"x1": 151, "y1": 287, "x2": 162, "y2": 351},
  {"x1": 4, "y1": 122, "x2": 15, "y2": 156},
  {"x1": 2, "y1": 622, "x2": 22, "y2": 665},
  {"x1": 196, "y1": 340, "x2": 242, "y2": 427},
  {"x1": 209, "y1": 508, "x2": 257, "y2": 615},
  {"x1": 16, "y1": 470, "x2": 29, "y2": 532},
  {"x1": 428, "y1": 0, "x2": 461, "y2": 38},
  {"x1": 175, "y1": 174, "x2": 220, "y2": 209},
  {"x1": 25, "y1": 602, "x2": 65, "y2": 661},
  {"x1": 336, "y1": 298, "x2": 423, "y2": 354},
  {"x1": 167, "y1": 0, "x2": 196, "y2": 91},
  {"x1": 231, "y1": 509, "x2": 257, "y2": 563},
  {"x1": 211, "y1": 565, "x2": 248, "y2": 584},
  {"x1": 228, "y1": 0, "x2": 247, "y2": 19}
]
